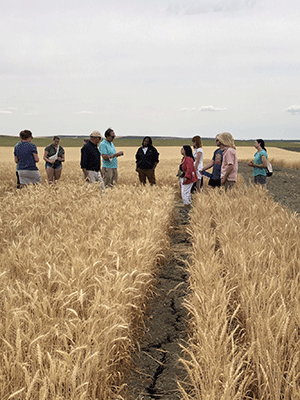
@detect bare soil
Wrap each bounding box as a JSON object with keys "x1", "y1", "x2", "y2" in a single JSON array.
[
  {"x1": 127, "y1": 162, "x2": 300, "y2": 399},
  {"x1": 128, "y1": 203, "x2": 191, "y2": 399},
  {"x1": 238, "y1": 161, "x2": 300, "y2": 215}
]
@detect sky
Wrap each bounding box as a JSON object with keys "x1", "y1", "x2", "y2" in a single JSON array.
[{"x1": 1, "y1": 0, "x2": 300, "y2": 140}]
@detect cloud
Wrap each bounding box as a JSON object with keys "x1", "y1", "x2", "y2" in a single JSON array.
[
  {"x1": 286, "y1": 105, "x2": 300, "y2": 115},
  {"x1": 77, "y1": 111, "x2": 94, "y2": 114},
  {"x1": 167, "y1": 0, "x2": 257, "y2": 15},
  {"x1": 180, "y1": 106, "x2": 226, "y2": 112},
  {"x1": 0, "y1": 110, "x2": 13, "y2": 114},
  {"x1": 199, "y1": 106, "x2": 226, "y2": 112}
]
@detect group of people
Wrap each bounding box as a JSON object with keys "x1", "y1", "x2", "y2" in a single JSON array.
[
  {"x1": 178, "y1": 132, "x2": 239, "y2": 209},
  {"x1": 14, "y1": 130, "x2": 65, "y2": 188},
  {"x1": 13, "y1": 130, "x2": 270, "y2": 200},
  {"x1": 178, "y1": 132, "x2": 270, "y2": 209}
]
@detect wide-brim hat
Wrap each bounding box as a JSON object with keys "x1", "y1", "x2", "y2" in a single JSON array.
[{"x1": 90, "y1": 130, "x2": 101, "y2": 138}]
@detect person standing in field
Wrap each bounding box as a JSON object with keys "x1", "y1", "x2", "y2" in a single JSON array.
[
  {"x1": 201, "y1": 135, "x2": 224, "y2": 188},
  {"x1": 178, "y1": 145, "x2": 198, "y2": 210},
  {"x1": 13, "y1": 130, "x2": 41, "y2": 187},
  {"x1": 248, "y1": 139, "x2": 268, "y2": 189},
  {"x1": 99, "y1": 128, "x2": 124, "y2": 188},
  {"x1": 14, "y1": 139, "x2": 22, "y2": 188},
  {"x1": 80, "y1": 131, "x2": 102, "y2": 183},
  {"x1": 192, "y1": 135, "x2": 204, "y2": 193},
  {"x1": 135, "y1": 136, "x2": 159, "y2": 185},
  {"x1": 43, "y1": 136, "x2": 65, "y2": 184},
  {"x1": 218, "y1": 132, "x2": 238, "y2": 190}
]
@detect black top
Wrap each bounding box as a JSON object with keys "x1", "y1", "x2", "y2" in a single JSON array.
[
  {"x1": 80, "y1": 140, "x2": 101, "y2": 171},
  {"x1": 136, "y1": 146, "x2": 159, "y2": 169}
]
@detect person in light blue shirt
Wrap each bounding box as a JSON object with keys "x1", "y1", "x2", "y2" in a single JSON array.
[
  {"x1": 248, "y1": 139, "x2": 268, "y2": 189},
  {"x1": 99, "y1": 128, "x2": 124, "y2": 187}
]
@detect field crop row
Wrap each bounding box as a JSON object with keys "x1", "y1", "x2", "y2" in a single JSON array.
[
  {"x1": 0, "y1": 176, "x2": 175, "y2": 399},
  {"x1": 181, "y1": 186, "x2": 300, "y2": 399}
]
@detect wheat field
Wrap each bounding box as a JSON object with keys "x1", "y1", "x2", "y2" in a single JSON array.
[
  {"x1": 1, "y1": 147, "x2": 300, "y2": 399},
  {"x1": 0, "y1": 162, "x2": 176, "y2": 399},
  {"x1": 1, "y1": 145, "x2": 300, "y2": 165},
  {"x1": 180, "y1": 187, "x2": 300, "y2": 399}
]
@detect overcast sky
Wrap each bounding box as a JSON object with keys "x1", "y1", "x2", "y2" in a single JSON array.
[{"x1": 1, "y1": 0, "x2": 300, "y2": 139}]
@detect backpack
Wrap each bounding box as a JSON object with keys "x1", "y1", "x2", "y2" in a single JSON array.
[{"x1": 266, "y1": 160, "x2": 273, "y2": 177}]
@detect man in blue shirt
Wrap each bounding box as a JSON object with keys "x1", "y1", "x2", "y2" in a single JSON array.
[{"x1": 99, "y1": 128, "x2": 124, "y2": 187}]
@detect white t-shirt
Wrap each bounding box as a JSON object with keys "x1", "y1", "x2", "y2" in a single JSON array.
[{"x1": 193, "y1": 148, "x2": 204, "y2": 179}]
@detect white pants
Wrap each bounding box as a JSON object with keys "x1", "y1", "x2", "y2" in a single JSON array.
[
  {"x1": 180, "y1": 178, "x2": 194, "y2": 205},
  {"x1": 84, "y1": 170, "x2": 102, "y2": 183}
]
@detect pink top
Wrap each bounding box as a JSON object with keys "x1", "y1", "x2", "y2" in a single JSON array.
[{"x1": 221, "y1": 147, "x2": 238, "y2": 182}]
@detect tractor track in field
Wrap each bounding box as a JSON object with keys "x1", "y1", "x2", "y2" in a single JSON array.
[{"x1": 128, "y1": 202, "x2": 191, "y2": 400}]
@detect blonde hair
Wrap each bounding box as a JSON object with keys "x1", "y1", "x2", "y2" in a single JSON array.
[
  {"x1": 216, "y1": 132, "x2": 236, "y2": 149},
  {"x1": 192, "y1": 135, "x2": 203, "y2": 148}
]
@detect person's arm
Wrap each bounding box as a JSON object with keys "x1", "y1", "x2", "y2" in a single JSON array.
[
  {"x1": 33, "y1": 152, "x2": 39, "y2": 163},
  {"x1": 221, "y1": 164, "x2": 233, "y2": 182},
  {"x1": 102, "y1": 151, "x2": 124, "y2": 161},
  {"x1": 194, "y1": 151, "x2": 201, "y2": 171},
  {"x1": 248, "y1": 155, "x2": 267, "y2": 168},
  {"x1": 201, "y1": 159, "x2": 214, "y2": 171},
  {"x1": 58, "y1": 149, "x2": 65, "y2": 162},
  {"x1": 183, "y1": 158, "x2": 194, "y2": 182},
  {"x1": 80, "y1": 147, "x2": 89, "y2": 180},
  {"x1": 82, "y1": 168, "x2": 90, "y2": 181},
  {"x1": 43, "y1": 150, "x2": 54, "y2": 164},
  {"x1": 14, "y1": 155, "x2": 19, "y2": 164}
]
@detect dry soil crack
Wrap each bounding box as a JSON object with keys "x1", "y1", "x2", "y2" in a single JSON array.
[{"x1": 128, "y1": 202, "x2": 191, "y2": 400}]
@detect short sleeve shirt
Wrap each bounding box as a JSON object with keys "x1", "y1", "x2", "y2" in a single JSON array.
[
  {"x1": 14, "y1": 142, "x2": 38, "y2": 170},
  {"x1": 211, "y1": 148, "x2": 223, "y2": 180},
  {"x1": 99, "y1": 139, "x2": 117, "y2": 169},
  {"x1": 193, "y1": 148, "x2": 203, "y2": 172},
  {"x1": 45, "y1": 144, "x2": 65, "y2": 158},
  {"x1": 221, "y1": 147, "x2": 238, "y2": 182},
  {"x1": 253, "y1": 149, "x2": 268, "y2": 177}
]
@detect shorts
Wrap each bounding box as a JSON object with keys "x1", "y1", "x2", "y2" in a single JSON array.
[
  {"x1": 45, "y1": 162, "x2": 62, "y2": 170},
  {"x1": 18, "y1": 170, "x2": 41, "y2": 185},
  {"x1": 254, "y1": 175, "x2": 267, "y2": 185},
  {"x1": 208, "y1": 178, "x2": 221, "y2": 188}
]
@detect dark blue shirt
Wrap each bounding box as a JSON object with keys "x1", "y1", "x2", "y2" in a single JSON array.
[
  {"x1": 14, "y1": 142, "x2": 38, "y2": 171},
  {"x1": 80, "y1": 140, "x2": 101, "y2": 171},
  {"x1": 211, "y1": 148, "x2": 223, "y2": 180}
]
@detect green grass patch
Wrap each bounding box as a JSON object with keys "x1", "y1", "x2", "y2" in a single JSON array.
[{"x1": 1, "y1": 135, "x2": 300, "y2": 149}]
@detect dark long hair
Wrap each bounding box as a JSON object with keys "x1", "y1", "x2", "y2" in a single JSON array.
[
  {"x1": 183, "y1": 145, "x2": 195, "y2": 161},
  {"x1": 257, "y1": 139, "x2": 266, "y2": 151},
  {"x1": 142, "y1": 136, "x2": 153, "y2": 146}
]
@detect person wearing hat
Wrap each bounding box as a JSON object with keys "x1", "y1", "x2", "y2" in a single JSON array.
[
  {"x1": 99, "y1": 128, "x2": 124, "y2": 187},
  {"x1": 80, "y1": 130, "x2": 102, "y2": 183}
]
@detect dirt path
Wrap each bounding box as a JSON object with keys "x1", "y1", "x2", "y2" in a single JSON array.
[
  {"x1": 128, "y1": 202, "x2": 191, "y2": 399},
  {"x1": 127, "y1": 163, "x2": 300, "y2": 399}
]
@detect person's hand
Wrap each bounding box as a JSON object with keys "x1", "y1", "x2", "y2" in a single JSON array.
[
  {"x1": 117, "y1": 151, "x2": 124, "y2": 157},
  {"x1": 248, "y1": 161, "x2": 254, "y2": 167},
  {"x1": 221, "y1": 176, "x2": 226, "y2": 185}
]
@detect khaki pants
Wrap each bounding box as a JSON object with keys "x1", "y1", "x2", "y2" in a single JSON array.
[
  {"x1": 136, "y1": 168, "x2": 156, "y2": 185},
  {"x1": 102, "y1": 167, "x2": 118, "y2": 187}
]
